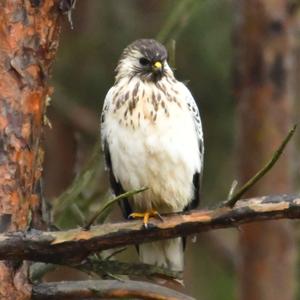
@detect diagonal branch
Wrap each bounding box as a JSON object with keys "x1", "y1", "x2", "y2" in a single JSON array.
[
  {"x1": 32, "y1": 280, "x2": 195, "y2": 300},
  {"x1": 222, "y1": 124, "x2": 297, "y2": 207},
  {"x1": 84, "y1": 187, "x2": 148, "y2": 229},
  {"x1": 0, "y1": 194, "x2": 300, "y2": 263}
]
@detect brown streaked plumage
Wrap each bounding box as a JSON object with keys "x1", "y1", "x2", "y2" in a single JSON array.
[{"x1": 100, "y1": 39, "x2": 204, "y2": 277}]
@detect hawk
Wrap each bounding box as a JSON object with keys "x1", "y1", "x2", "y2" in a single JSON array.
[{"x1": 101, "y1": 39, "x2": 204, "y2": 273}]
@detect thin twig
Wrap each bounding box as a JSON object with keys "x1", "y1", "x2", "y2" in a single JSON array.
[
  {"x1": 84, "y1": 187, "x2": 148, "y2": 230},
  {"x1": 157, "y1": 0, "x2": 199, "y2": 44},
  {"x1": 104, "y1": 247, "x2": 127, "y2": 261},
  {"x1": 168, "y1": 39, "x2": 177, "y2": 68},
  {"x1": 222, "y1": 125, "x2": 297, "y2": 208},
  {"x1": 227, "y1": 180, "x2": 238, "y2": 200},
  {"x1": 70, "y1": 203, "x2": 86, "y2": 226}
]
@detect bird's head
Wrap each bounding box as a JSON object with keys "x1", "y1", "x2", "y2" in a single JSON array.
[{"x1": 115, "y1": 39, "x2": 172, "y2": 82}]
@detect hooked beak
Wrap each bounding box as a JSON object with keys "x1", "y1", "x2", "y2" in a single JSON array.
[{"x1": 152, "y1": 61, "x2": 163, "y2": 74}]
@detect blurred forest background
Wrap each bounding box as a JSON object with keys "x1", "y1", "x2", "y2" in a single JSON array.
[{"x1": 41, "y1": 1, "x2": 300, "y2": 299}]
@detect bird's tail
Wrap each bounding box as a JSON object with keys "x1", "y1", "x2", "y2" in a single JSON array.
[{"x1": 139, "y1": 238, "x2": 184, "y2": 272}]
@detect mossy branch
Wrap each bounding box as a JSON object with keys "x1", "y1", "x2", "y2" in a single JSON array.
[{"x1": 30, "y1": 257, "x2": 181, "y2": 283}]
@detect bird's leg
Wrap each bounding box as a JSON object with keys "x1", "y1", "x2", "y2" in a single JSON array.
[{"x1": 129, "y1": 210, "x2": 163, "y2": 228}]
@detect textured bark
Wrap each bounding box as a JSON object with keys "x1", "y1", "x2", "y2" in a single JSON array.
[
  {"x1": 32, "y1": 280, "x2": 195, "y2": 300},
  {"x1": 0, "y1": 194, "x2": 299, "y2": 264},
  {"x1": 0, "y1": 1, "x2": 61, "y2": 299},
  {"x1": 234, "y1": 1, "x2": 295, "y2": 300}
]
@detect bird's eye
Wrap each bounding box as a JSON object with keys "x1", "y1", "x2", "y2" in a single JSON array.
[{"x1": 139, "y1": 57, "x2": 150, "y2": 66}]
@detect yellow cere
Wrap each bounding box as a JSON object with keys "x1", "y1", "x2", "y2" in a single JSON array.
[{"x1": 153, "y1": 61, "x2": 162, "y2": 69}]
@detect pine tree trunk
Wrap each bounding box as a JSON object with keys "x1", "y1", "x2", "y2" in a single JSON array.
[
  {"x1": 234, "y1": 1, "x2": 296, "y2": 300},
  {"x1": 0, "y1": 1, "x2": 61, "y2": 299}
]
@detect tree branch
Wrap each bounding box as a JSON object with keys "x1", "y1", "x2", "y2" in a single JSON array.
[
  {"x1": 0, "y1": 194, "x2": 299, "y2": 263},
  {"x1": 32, "y1": 280, "x2": 195, "y2": 300},
  {"x1": 222, "y1": 124, "x2": 297, "y2": 207},
  {"x1": 76, "y1": 256, "x2": 181, "y2": 279},
  {"x1": 30, "y1": 259, "x2": 181, "y2": 282}
]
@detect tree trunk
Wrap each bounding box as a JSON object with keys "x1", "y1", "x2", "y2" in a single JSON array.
[
  {"x1": 234, "y1": 1, "x2": 296, "y2": 300},
  {"x1": 0, "y1": 1, "x2": 61, "y2": 299}
]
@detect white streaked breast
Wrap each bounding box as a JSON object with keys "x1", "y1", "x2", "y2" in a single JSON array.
[{"x1": 102, "y1": 78, "x2": 201, "y2": 213}]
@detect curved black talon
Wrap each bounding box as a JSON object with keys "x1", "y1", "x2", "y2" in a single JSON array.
[{"x1": 144, "y1": 222, "x2": 156, "y2": 229}]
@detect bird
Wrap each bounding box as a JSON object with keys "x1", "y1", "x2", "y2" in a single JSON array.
[{"x1": 100, "y1": 39, "x2": 204, "y2": 274}]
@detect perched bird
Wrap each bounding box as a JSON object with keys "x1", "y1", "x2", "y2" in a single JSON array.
[{"x1": 101, "y1": 39, "x2": 204, "y2": 274}]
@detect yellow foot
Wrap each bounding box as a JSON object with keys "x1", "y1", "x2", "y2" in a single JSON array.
[{"x1": 129, "y1": 210, "x2": 163, "y2": 228}]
